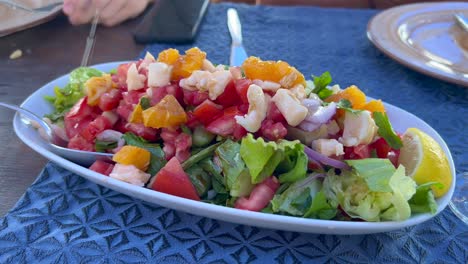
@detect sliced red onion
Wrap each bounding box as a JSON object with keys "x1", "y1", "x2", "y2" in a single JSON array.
[
  {"x1": 304, "y1": 145, "x2": 351, "y2": 170},
  {"x1": 304, "y1": 102, "x2": 336, "y2": 123},
  {"x1": 96, "y1": 129, "x2": 125, "y2": 152},
  {"x1": 302, "y1": 98, "x2": 321, "y2": 113},
  {"x1": 298, "y1": 121, "x2": 322, "y2": 132}
]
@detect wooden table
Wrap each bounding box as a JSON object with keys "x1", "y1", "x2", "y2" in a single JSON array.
[{"x1": 0, "y1": 14, "x2": 145, "y2": 216}]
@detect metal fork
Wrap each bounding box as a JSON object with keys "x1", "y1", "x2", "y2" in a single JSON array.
[{"x1": 0, "y1": 0, "x2": 63, "y2": 12}]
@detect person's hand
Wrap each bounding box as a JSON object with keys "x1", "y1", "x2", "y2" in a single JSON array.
[{"x1": 63, "y1": 0, "x2": 152, "y2": 27}]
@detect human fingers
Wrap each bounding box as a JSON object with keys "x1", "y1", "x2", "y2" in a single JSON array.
[
  {"x1": 100, "y1": 0, "x2": 149, "y2": 27},
  {"x1": 67, "y1": 0, "x2": 97, "y2": 25},
  {"x1": 97, "y1": 0, "x2": 126, "y2": 26}
]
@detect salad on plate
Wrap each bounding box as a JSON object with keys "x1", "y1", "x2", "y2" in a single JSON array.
[{"x1": 43, "y1": 47, "x2": 452, "y2": 222}]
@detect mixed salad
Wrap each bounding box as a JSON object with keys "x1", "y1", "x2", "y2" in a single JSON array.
[{"x1": 44, "y1": 47, "x2": 443, "y2": 222}]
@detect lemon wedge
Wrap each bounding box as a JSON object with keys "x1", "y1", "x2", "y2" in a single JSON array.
[{"x1": 398, "y1": 128, "x2": 452, "y2": 198}]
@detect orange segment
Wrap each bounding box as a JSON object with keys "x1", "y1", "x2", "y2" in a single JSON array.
[
  {"x1": 361, "y1": 99, "x2": 385, "y2": 113},
  {"x1": 142, "y1": 94, "x2": 187, "y2": 128},
  {"x1": 157, "y1": 48, "x2": 180, "y2": 65},
  {"x1": 241, "y1": 56, "x2": 306, "y2": 88},
  {"x1": 113, "y1": 145, "x2": 151, "y2": 171},
  {"x1": 129, "y1": 104, "x2": 143, "y2": 123},
  {"x1": 171, "y1": 47, "x2": 206, "y2": 80},
  {"x1": 85, "y1": 74, "x2": 113, "y2": 106},
  {"x1": 325, "y1": 85, "x2": 367, "y2": 109}
]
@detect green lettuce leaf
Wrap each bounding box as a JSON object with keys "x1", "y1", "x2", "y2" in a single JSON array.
[
  {"x1": 408, "y1": 182, "x2": 441, "y2": 214},
  {"x1": 215, "y1": 140, "x2": 253, "y2": 197},
  {"x1": 304, "y1": 190, "x2": 338, "y2": 220},
  {"x1": 44, "y1": 67, "x2": 103, "y2": 122},
  {"x1": 240, "y1": 134, "x2": 307, "y2": 184},
  {"x1": 122, "y1": 132, "x2": 166, "y2": 175},
  {"x1": 373, "y1": 112, "x2": 403, "y2": 149},
  {"x1": 275, "y1": 141, "x2": 308, "y2": 183},
  {"x1": 323, "y1": 163, "x2": 417, "y2": 222},
  {"x1": 94, "y1": 139, "x2": 117, "y2": 153},
  {"x1": 345, "y1": 159, "x2": 395, "y2": 192},
  {"x1": 240, "y1": 134, "x2": 283, "y2": 184},
  {"x1": 271, "y1": 175, "x2": 322, "y2": 216}
]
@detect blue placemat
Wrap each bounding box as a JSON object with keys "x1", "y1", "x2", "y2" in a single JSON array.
[{"x1": 1, "y1": 3, "x2": 468, "y2": 263}]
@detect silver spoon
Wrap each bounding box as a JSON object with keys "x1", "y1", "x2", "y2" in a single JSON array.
[{"x1": 0, "y1": 102, "x2": 113, "y2": 166}]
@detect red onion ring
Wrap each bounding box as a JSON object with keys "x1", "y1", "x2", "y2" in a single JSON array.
[{"x1": 304, "y1": 145, "x2": 351, "y2": 170}]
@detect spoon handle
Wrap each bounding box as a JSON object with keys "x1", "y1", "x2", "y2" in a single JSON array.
[{"x1": 0, "y1": 102, "x2": 54, "y2": 142}]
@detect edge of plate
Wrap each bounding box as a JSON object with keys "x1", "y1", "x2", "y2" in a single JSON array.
[{"x1": 367, "y1": 2, "x2": 468, "y2": 88}]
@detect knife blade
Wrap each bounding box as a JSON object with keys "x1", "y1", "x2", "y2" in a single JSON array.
[
  {"x1": 80, "y1": 10, "x2": 99, "y2": 67},
  {"x1": 227, "y1": 8, "x2": 248, "y2": 67},
  {"x1": 454, "y1": 14, "x2": 468, "y2": 33}
]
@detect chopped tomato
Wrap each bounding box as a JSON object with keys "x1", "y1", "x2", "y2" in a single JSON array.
[
  {"x1": 183, "y1": 89, "x2": 209, "y2": 107},
  {"x1": 185, "y1": 111, "x2": 200, "y2": 128},
  {"x1": 99, "y1": 89, "x2": 122, "y2": 111},
  {"x1": 235, "y1": 176, "x2": 280, "y2": 212},
  {"x1": 68, "y1": 134, "x2": 94, "y2": 151},
  {"x1": 124, "y1": 123, "x2": 158, "y2": 141},
  {"x1": 89, "y1": 160, "x2": 114, "y2": 176},
  {"x1": 267, "y1": 102, "x2": 286, "y2": 124},
  {"x1": 193, "y1": 99, "x2": 223, "y2": 126},
  {"x1": 150, "y1": 157, "x2": 200, "y2": 201},
  {"x1": 148, "y1": 83, "x2": 184, "y2": 106},
  {"x1": 215, "y1": 80, "x2": 240, "y2": 107},
  {"x1": 344, "y1": 145, "x2": 371, "y2": 160},
  {"x1": 206, "y1": 106, "x2": 243, "y2": 137},
  {"x1": 370, "y1": 138, "x2": 392, "y2": 159},
  {"x1": 116, "y1": 63, "x2": 132, "y2": 88},
  {"x1": 259, "y1": 120, "x2": 287, "y2": 141},
  {"x1": 161, "y1": 128, "x2": 192, "y2": 162},
  {"x1": 64, "y1": 97, "x2": 98, "y2": 139},
  {"x1": 234, "y1": 79, "x2": 252, "y2": 104},
  {"x1": 80, "y1": 114, "x2": 116, "y2": 141},
  {"x1": 123, "y1": 90, "x2": 146, "y2": 105}
]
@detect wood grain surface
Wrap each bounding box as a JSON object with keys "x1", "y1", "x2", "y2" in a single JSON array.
[{"x1": 0, "y1": 13, "x2": 144, "y2": 216}]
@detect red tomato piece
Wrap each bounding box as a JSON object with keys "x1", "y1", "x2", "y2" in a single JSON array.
[
  {"x1": 116, "y1": 62, "x2": 132, "y2": 89},
  {"x1": 64, "y1": 97, "x2": 99, "y2": 139},
  {"x1": 234, "y1": 79, "x2": 252, "y2": 104},
  {"x1": 80, "y1": 114, "x2": 115, "y2": 141},
  {"x1": 183, "y1": 90, "x2": 209, "y2": 107},
  {"x1": 370, "y1": 138, "x2": 392, "y2": 159},
  {"x1": 99, "y1": 89, "x2": 122, "y2": 111},
  {"x1": 259, "y1": 120, "x2": 287, "y2": 141},
  {"x1": 116, "y1": 101, "x2": 133, "y2": 120},
  {"x1": 235, "y1": 176, "x2": 280, "y2": 212},
  {"x1": 150, "y1": 157, "x2": 200, "y2": 201},
  {"x1": 124, "y1": 123, "x2": 158, "y2": 141},
  {"x1": 344, "y1": 144, "x2": 371, "y2": 160},
  {"x1": 193, "y1": 100, "x2": 223, "y2": 126},
  {"x1": 68, "y1": 134, "x2": 95, "y2": 151},
  {"x1": 215, "y1": 80, "x2": 240, "y2": 107},
  {"x1": 267, "y1": 102, "x2": 286, "y2": 123},
  {"x1": 206, "y1": 106, "x2": 242, "y2": 137},
  {"x1": 148, "y1": 83, "x2": 184, "y2": 106},
  {"x1": 89, "y1": 160, "x2": 114, "y2": 176},
  {"x1": 123, "y1": 91, "x2": 146, "y2": 105}
]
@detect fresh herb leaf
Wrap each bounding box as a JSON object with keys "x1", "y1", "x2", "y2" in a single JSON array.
[
  {"x1": 122, "y1": 132, "x2": 166, "y2": 175},
  {"x1": 373, "y1": 112, "x2": 403, "y2": 149},
  {"x1": 95, "y1": 140, "x2": 118, "y2": 153},
  {"x1": 139, "y1": 97, "x2": 151, "y2": 110},
  {"x1": 334, "y1": 99, "x2": 362, "y2": 114},
  {"x1": 182, "y1": 142, "x2": 222, "y2": 170},
  {"x1": 109, "y1": 68, "x2": 117, "y2": 74},
  {"x1": 186, "y1": 166, "x2": 212, "y2": 197},
  {"x1": 311, "y1": 71, "x2": 333, "y2": 99}
]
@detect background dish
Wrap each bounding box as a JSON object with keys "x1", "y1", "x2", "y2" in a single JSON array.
[
  {"x1": 12, "y1": 62, "x2": 456, "y2": 235},
  {"x1": 367, "y1": 2, "x2": 468, "y2": 87},
  {"x1": 0, "y1": 0, "x2": 62, "y2": 37}
]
